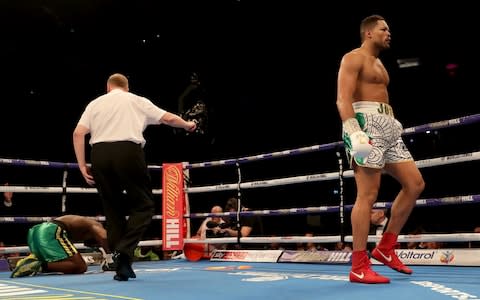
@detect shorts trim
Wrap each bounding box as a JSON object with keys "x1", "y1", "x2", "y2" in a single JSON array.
[{"x1": 353, "y1": 101, "x2": 394, "y2": 117}]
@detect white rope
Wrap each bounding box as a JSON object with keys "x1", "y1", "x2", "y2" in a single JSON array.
[
  {"x1": 0, "y1": 151, "x2": 478, "y2": 194},
  {"x1": 3, "y1": 234, "x2": 480, "y2": 254},
  {"x1": 343, "y1": 233, "x2": 480, "y2": 243},
  {"x1": 415, "y1": 151, "x2": 480, "y2": 168},
  {"x1": 0, "y1": 186, "x2": 163, "y2": 195},
  {"x1": 0, "y1": 193, "x2": 477, "y2": 222}
]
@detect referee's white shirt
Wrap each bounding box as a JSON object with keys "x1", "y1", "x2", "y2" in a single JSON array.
[{"x1": 78, "y1": 89, "x2": 166, "y2": 147}]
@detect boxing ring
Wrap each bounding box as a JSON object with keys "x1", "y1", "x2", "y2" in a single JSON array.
[{"x1": 1, "y1": 113, "x2": 480, "y2": 299}]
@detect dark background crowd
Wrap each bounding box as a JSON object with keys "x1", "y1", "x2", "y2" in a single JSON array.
[{"x1": 1, "y1": 1, "x2": 479, "y2": 247}]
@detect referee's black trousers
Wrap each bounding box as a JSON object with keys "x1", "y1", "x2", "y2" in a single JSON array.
[{"x1": 91, "y1": 141, "x2": 155, "y2": 259}]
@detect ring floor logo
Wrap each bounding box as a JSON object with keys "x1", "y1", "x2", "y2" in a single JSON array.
[
  {"x1": 0, "y1": 282, "x2": 130, "y2": 299},
  {"x1": 411, "y1": 281, "x2": 479, "y2": 300},
  {"x1": 228, "y1": 270, "x2": 349, "y2": 282}
]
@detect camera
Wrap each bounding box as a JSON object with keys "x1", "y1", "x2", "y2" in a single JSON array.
[
  {"x1": 205, "y1": 221, "x2": 230, "y2": 238},
  {"x1": 182, "y1": 100, "x2": 208, "y2": 136}
]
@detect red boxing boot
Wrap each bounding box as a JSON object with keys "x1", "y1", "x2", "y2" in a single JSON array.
[
  {"x1": 372, "y1": 232, "x2": 413, "y2": 274},
  {"x1": 349, "y1": 250, "x2": 390, "y2": 284}
]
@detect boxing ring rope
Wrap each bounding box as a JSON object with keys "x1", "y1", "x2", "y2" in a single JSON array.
[
  {"x1": 1, "y1": 113, "x2": 478, "y2": 171},
  {"x1": 1, "y1": 113, "x2": 479, "y2": 191},
  {"x1": 3, "y1": 233, "x2": 480, "y2": 255},
  {"x1": 1, "y1": 191, "x2": 480, "y2": 255},
  {"x1": 0, "y1": 113, "x2": 478, "y2": 173},
  {"x1": 1, "y1": 113, "x2": 479, "y2": 259}
]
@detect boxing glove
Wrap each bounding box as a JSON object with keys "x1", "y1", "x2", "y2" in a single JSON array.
[
  {"x1": 98, "y1": 247, "x2": 117, "y2": 271},
  {"x1": 343, "y1": 118, "x2": 372, "y2": 160}
]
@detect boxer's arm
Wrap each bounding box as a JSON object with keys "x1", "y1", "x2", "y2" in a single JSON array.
[
  {"x1": 337, "y1": 52, "x2": 372, "y2": 159},
  {"x1": 85, "y1": 219, "x2": 110, "y2": 253},
  {"x1": 73, "y1": 124, "x2": 95, "y2": 185},
  {"x1": 336, "y1": 51, "x2": 362, "y2": 122}
]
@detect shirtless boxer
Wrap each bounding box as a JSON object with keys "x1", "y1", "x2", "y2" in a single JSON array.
[
  {"x1": 11, "y1": 214, "x2": 111, "y2": 278},
  {"x1": 336, "y1": 14, "x2": 425, "y2": 284}
]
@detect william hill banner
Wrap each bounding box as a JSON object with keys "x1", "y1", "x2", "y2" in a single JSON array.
[{"x1": 162, "y1": 163, "x2": 185, "y2": 251}]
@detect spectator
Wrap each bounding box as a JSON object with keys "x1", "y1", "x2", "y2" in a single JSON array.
[
  {"x1": 334, "y1": 241, "x2": 353, "y2": 252},
  {"x1": 269, "y1": 235, "x2": 286, "y2": 250},
  {"x1": 3, "y1": 183, "x2": 13, "y2": 207},
  {"x1": 469, "y1": 226, "x2": 480, "y2": 248},
  {"x1": 404, "y1": 226, "x2": 425, "y2": 249},
  {"x1": 195, "y1": 205, "x2": 227, "y2": 256},
  {"x1": 196, "y1": 205, "x2": 225, "y2": 239},
  {"x1": 304, "y1": 232, "x2": 328, "y2": 251},
  {"x1": 221, "y1": 197, "x2": 264, "y2": 249},
  {"x1": 419, "y1": 239, "x2": 445, "y2": 249}
]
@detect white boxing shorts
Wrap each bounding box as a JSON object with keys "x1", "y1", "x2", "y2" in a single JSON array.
[{"x1": 344, "y1": 101, "x2": 413, "y2": 169}]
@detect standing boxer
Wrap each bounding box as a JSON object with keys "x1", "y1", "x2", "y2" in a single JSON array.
[{"x1": 336, "y1": 14, "x2": 425, "y2": 284}]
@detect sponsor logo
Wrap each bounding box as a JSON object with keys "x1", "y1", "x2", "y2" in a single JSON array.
[
  {"x1": 250, "y1": 181, "x2": 268, "y2": 186},
  {"x1": 350, "y1": 271, "x2": 364, "y2": 279},
  {"x1": 439, "y1": 251, "x2": 455, "y2": 264},
  {"x1": 211, "y1": 251, "x2": 225, "y2": 259},
  {"x1": 215, "y1": 185, "x2": 231, "y2": 190},
  {"x1": 327, "y1": 251, "x2": 352, "y2": 262},
  {"x1": 82, "y1": 256, "x2": 95, "y2": 264},
  {"x1": 162, "y1": 163, "x2": 184, "y2": 250},
  {"x1": 279, "y1": 251, "x2": 351, "y2": 263},
  {"x1": 397, "y1": 250, "x2": 435, "y2": 260},
  {"x1": 306, "y1": 174, "x2": 326, "y2": 181},
  {"x1": 375, "y1": 249, "x2": 392, "y2": 262},
  {"x1": 205, "y1": 265, "x2": 252, "y2": 271},
  {"x1": 211, "y1": 251, "x2": 248, "y2": 260}
]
